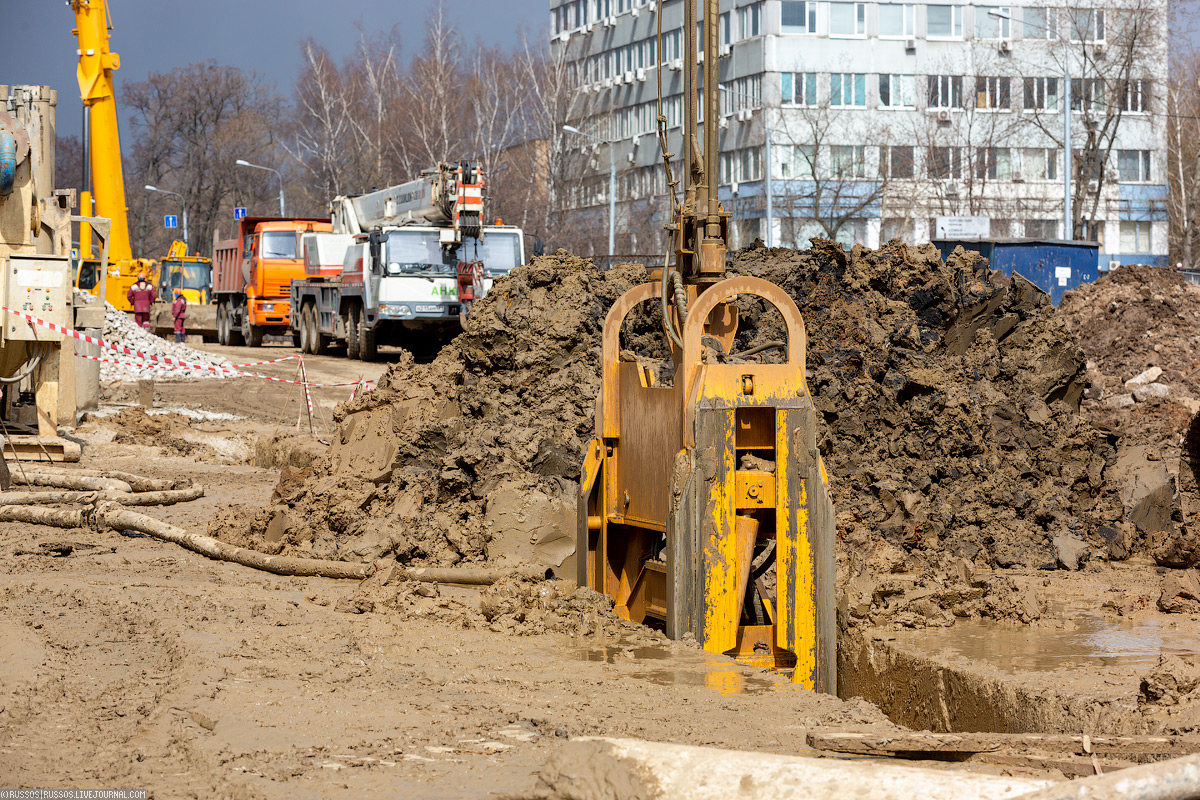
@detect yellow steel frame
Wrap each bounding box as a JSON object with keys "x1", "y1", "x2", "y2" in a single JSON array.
[{"x1": 578, "y1": 277, "x2": 836, "y2": 692}]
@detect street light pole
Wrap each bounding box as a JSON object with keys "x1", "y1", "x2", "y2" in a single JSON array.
[
  {"x1": 144, "y1": 184, "x2": 188, "y2": 251},
  {"x1": 562, "y1": 125, "x2": 615, "y2": 256},
  {"x1": 235, "y1": 159, "x2": 286, "y2": 217},
  {"x1": 990, "y1": 9, "x2": 1072, "y2": 240}
]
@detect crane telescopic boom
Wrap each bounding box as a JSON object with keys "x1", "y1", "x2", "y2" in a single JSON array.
[{"x1": 70, "y1": 0, "x2": 155, "y2": 311}]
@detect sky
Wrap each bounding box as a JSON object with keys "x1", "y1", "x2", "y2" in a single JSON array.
[{"x1": 2, "y1": 0, "x2": 550, "y2": 138}]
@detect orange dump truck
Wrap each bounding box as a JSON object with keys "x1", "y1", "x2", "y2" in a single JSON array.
[{"x1": 212, "y1": 216, "x2": 330, "y2": 346}]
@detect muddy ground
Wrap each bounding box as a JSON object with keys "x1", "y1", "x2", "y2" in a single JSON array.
[
  {"x1": 1, "y1": 345, "x2": 905, "y2": 799},
  {"x1": 7, "y1": 254, "x2": 1200, "y2": 795}
]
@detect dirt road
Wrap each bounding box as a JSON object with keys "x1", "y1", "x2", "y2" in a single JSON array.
[{"x1": 1, "y1": 358, "x2": 892, "y2": 798}]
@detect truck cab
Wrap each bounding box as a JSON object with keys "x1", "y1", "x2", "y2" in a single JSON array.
[
  {"x1": 362, "y1": 224, "x2": 524, "y2": 331},
  {"x1": 213, "y1": 216, "x2": 330, "y2": 346}
]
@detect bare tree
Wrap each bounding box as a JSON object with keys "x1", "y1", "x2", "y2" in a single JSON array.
[
  {"x1": 771, "y1": 104, "x2": 898, "y2": 245},
  {"x1": 287, "y1": 39, "x2": 353, "y2": 208},
  {"x1": 1017, "y1": 1, "x2": 1165, "y2": 240},
  {"x1": 124, "y1": 61, "x2": 283, "y2": 257},
  {"x1": 405, "y1": 4, "x2": 466, "y2": 168}
]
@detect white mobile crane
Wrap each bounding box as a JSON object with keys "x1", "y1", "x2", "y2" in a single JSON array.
[{"x1": 291, "y1": 162, "x2": 525, "y2": 360}]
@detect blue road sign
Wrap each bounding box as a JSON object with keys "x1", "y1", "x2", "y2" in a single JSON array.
[
  {"x1": 164, "y1": 214, "x2": 178, "y2": 228},
  {"x1": 234, "y1": 207, "x2": 247, "y2": 221}
]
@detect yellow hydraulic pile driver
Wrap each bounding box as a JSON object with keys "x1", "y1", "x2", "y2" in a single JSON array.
[{"x1": 577, "y1": 0, "x2": 836, "y2": 692}]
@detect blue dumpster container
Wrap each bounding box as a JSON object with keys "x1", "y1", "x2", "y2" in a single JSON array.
[{"x1": 932, "y1": 238, "x2": 1099, "y2": 305}]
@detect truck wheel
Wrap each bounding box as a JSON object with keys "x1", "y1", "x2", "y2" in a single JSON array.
[
  {"x1": 358, "y1": 313, "x2": 377, "y2": 362},
  {"x1": 217, "y1": 303, "x2": 229, "y2": 346},
  {"x1": 226, "y1": 303, "x2": 245, "y2": 346},
  {"x1": 346, "y1": 306, "x2": 361, "y2": 359},
  {"x1": 297, "y1": 305, "x2": 312, "y2": 354},
  {"x1": 242, "y1": 315, "x2": 262, "y2": 347},
  {"x1": 312, "y1": 306, "x2": 330, "y2": 356}
]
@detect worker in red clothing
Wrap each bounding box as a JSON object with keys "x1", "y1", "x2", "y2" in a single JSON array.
[
  {"x1": 171, "y1": 288, "x2": 187, "y2": 342},
  {"x1": 126, "y1": 272, "x2": 157, "y2": 329}
]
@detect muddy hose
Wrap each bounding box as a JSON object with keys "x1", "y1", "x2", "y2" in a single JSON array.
[
  {"x1": 1, "y1": 499, "x2": 551, "y2": 584},
  {"x1": 660, "y1": 262, "x2": 685, "y2": 352},
  {"x1": 1014, "y1": 753, "x2": 1200, "y2": 800},
  {"x1": 737, "y1": 340, "x2": 786, "y2": 358},
  {"x1": 96, "y1": 502, "x2": 371, "y2": 579},
  {"x1": 11, "y1": 472, "x2": 134, "y2": 493},
  {"x1": 18, "y1": 466, "x2": 191, "y2": 493},
  {"x1": 387, "y1": 565, "x2": 552, "y2": 585},
  {"x1": 0, "y1": 486, "x2": 204, "y2": 506}
]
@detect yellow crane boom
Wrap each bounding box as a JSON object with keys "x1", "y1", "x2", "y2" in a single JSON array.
[{"x1": 71, "y1": 0, "x2": 155, "y2": 311}]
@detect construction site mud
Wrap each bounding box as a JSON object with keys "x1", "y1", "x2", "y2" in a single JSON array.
[{"x1": 9, "y1": 248, "x2": 1200, "y2": 796}]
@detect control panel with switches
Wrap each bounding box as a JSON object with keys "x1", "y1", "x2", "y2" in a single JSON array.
[{"x1": 3, "y1": 254, "x2": 72, "y2": 342}]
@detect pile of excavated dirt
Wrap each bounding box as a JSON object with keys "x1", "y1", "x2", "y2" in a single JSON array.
[
  {"x1": 731, "y1": 240, "x2": 1122, "y2": 574},
  {"x1": 216, "y1": 241, "x2": 1166, "y2": 622},
  {"x1": 1058, "y1": 265, "x2": 1200, "y2": 401},
  {"x1": 210, "y1": 251, "x2": 651, "y2": 567}
]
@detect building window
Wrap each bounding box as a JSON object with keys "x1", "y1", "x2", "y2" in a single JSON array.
[
  {"x1": 927, "y1": 5, "x2": 963, "y2": 38},
  {"x1": 782, "y1": 72, "x2": 818, "y2": 106},
  {"x1": 879, "y1": 74, "x2": 916, "y2": 108},
  {"x1": 1025, "y1": 219, "x2": 1057, "y2": 238},
  {"x1": 720, "y1": 75, "x2": 762, "y2": 115},
  {"x1": 830, "y1": 2, "x2": 866, "y2": 36},
  {"x1": 975, "y1": 147, "x2": 1012, "y2": 180},
  {"x1": 781, "y1": 1, "x2": 819, "y2": 34},
  {"x1": 781, "y1": 144, "x2": 818, "y2": 180},
  {"x1": 1023, "y1": 148, "x2": 1058, "y2": 180},
  {"x1": 976, "y1": 76, "x2": 1011, "y2": 110},
  {"x1": 1120, "y1": 221, "x2": 1152, "y2": 252},
  {"x1": 1022, "y1": 7, "x2": 1055, "y2": 39},
  {"x1": 1023, "y1": 77, "x2": 1059, "y2": 111},
  {"x1": 977, "y1": 6, "x2": 1011, "y2": 39},
  {"x1": 882, "y1": 145, "x2": 914, "y2": 178},
  {"x1": 830, "y1": 145, "x2": 867, "y2": 178},
  {"x1": 830, "y1": 73, "x2": 867, "y2": 107},
  {"x1": 1070, "y1": 78, "x2": 1106, "y2": 112},
  {"x1": 660, "y1": 28, "x2": 682, "y2": 62},
  {"x1": 720, "y1": 12, "x2": 732, "y2": 45},
  {"x1": 721, "y1": 147, "x2": 764, "y2": 183},
  {"x1": 738, "y1": 4, "x2": 761, "y2": 40},
  {"x1": 1069, "y1": 8, "x2": 1105, "y2": 42},
  {"x1": 1118, "y1": 150, "x2": 1151, "y2": 183},
  {"x1": 878, "y1": 4, "x2": 916, "y2": 37},
  {"x1": 928, "y1": 75, "x2": 963, "y2": 108},
  {"x1": 1121, "y1": 79, "x2": 1150, "y2": 113},
  {"x1": 929, "y1": 146, "x2": 964, "y2": 179}
]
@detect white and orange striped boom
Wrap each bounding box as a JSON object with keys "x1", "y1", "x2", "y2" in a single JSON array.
[{"x1": 330, "y1": 161, "x2": 486, "y2": 243}]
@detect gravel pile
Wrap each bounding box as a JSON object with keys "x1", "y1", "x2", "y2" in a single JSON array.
[{"x1": 76, "y1": 291, "x2": 230, "y2": 382}]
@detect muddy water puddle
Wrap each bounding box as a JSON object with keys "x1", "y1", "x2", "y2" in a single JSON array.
[
  {"x1": 574, "y1": 643, "x2": 802, "y2": 695},
  {"x1": 899, "y1": 612, "x2": 1200, "y2": 674}
]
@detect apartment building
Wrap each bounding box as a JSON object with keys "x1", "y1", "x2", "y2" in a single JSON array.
[{"x1": 549, "y1": 0, "x2": 1168, "y2": 267}]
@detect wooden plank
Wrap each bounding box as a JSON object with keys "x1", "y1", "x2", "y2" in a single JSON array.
[{"x1": 807, "y1": 731, "x2": 1200, "y2": 758}]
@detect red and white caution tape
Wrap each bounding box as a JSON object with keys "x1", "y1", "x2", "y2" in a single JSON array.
[
  {"x1": 4, "y1": 305, "x2": 260, "y2": 377},
  {"x1": 300, "y1": 357, "x2": 315, "y2": 420},
  {"x1": 1, "y1": 305, "x2": 374, "y2": 389},
  {"x1": 230, "y1": 355, "x2": 298, "y2": 368},
  {"x1": 74, "y1": 350, "x2": 372, "y2": 388}
]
